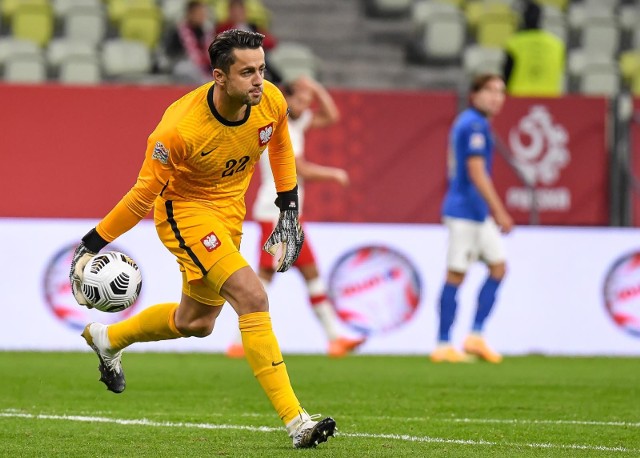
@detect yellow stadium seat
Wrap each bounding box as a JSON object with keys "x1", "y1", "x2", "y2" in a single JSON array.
[
  {"x1": 476, "y1": 12, "x2": 515, "y2": 47},
  {"x1": 620, "y1": 51, "x2": 640, "y2": 83},
  {"x1": 11, "y1": 4, "x2": 54, "y2": 47},
  {"x1": 536, "y1": 0, "x2": 569, "y2": 11},
  {"x1": 1, "y1": 0, "x2": 48, "y2": 21},
  {"x1": 436, "y1": 0, "x2": 465, "y2": 8},
  {"x1": 632, "y1": 72, "x2": 640, "y2": 96},
  {"x1": 465, "y1": 0, "x2": 517, "y2": 30},
  {"x1": 210, "y1": 0, "x2": 271, "y2": 30},
  {"x1": 107, "y1": 0, "x2": 156, "y2": 25},
  {"x1": 244, "y1": 0, "x2": 271, "y2": 30},
  {"x1": 120, "y1": 8, "x2": 162, "y2": 49}
]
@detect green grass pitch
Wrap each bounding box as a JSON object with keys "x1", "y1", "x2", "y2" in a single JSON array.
[{"x1": 1, "y1": 352, "x2": 639, "y2": 457}]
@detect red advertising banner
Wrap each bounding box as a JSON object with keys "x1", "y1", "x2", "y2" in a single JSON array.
[
  {"x1": 302, "y1": 90, "x2": 456, "y2": 223},
  {"x1": 0, "y1": 84, "x2": 189, "y2": 219},
  {"x1": 0, "y1": 84, "x2": 456, "y2": 223},
  {"x1": 632, "y1": 98, "x2": 640, "y2": 227},
  {"x1": 0, "y1": 84, "x2": 609, "y2": 225},
  {"x1": 492, "y1": 97, "x2": 609, "y2": 226}
]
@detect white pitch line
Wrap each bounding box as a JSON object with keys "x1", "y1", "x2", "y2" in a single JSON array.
[
  {"x1": 19, "y1": 409, "x2": 640, "y2": 429},
  {"x1": 340, "y1": 432, "x2": 634, "y2": 453},
  {"x1": 443, "y1": 418, "x2": 640, "y2": 428},
  {"x1": 0, "y1": 412, "x2": 280, "y2": 433},
  {"x1": 0, "y1": 411, "x2": 636, "y2": 454},
  {"x1": 353, "y1": 415, "x2": 640, "y2": 428}
]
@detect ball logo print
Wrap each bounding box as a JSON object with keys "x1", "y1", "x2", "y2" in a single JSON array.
[
  {"x1": 81, "y1": 251, "x2": 142, "y2": 312},
  {"x1": 603, "y1": 251, "x2": 640, "y2": 337},
  {"x1": 327, "y1": 245, "x2": 422, "y2": 336},
  {"x1": 43, "y1": 244, "x2": 142, "y2": 331}
]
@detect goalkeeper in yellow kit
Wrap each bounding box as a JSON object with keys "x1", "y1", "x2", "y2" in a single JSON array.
[{"x1": 68, "y1": 30, "x2": 335, "y2": 449}]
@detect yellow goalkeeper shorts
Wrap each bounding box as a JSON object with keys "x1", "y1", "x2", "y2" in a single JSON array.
[{"x1": 154, "y1": 198, "x2": 249, "y2": 306}]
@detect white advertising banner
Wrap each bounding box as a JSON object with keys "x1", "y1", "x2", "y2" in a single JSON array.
[{"x1": 1, "y1": 218, "x2": 640, "y2": 355}]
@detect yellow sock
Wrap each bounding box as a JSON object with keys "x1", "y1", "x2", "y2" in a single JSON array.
[
  {"x1": 107, "y1": 302, "x2": 184, "y2": 351},
  {"x1": 239, "y1": 311, "x2": 303, "y2": 425}
]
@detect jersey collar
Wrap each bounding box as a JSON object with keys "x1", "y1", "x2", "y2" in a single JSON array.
[{"x1": 207, "y1": 83, "x2": 251, "y2": 126}]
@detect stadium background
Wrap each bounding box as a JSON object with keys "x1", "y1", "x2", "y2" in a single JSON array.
[{"x1": 1, "y1": 0, "x2": 640, "y2": 355}]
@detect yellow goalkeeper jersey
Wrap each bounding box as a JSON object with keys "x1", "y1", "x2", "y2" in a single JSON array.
[{"x1": 96, "y1": 80, "x2": 296, "y2": 242}]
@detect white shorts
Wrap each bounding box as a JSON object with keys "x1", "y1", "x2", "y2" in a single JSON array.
[{"x1": 444, "y1": 216, "x2": 506, "y2": 273}]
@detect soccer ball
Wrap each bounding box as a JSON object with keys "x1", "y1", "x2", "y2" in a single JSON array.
[{"x1": 81, "y1": 251, "x2": 142, "y2": 313}]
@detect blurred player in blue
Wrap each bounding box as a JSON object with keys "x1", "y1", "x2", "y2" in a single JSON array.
[{"x1": 432, "y1": 74, "x2": 514, "y2": 364}]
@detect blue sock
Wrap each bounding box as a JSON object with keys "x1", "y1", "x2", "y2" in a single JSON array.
[
  {"x1": 438, "y1": 283, "x2": 459, "y2": 342},
  {"x1": 473, "y1": 277, "x2": 502, "y2": 333}
]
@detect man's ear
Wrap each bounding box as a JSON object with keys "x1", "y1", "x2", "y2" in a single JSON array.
[{"x1": 213, "y1": 68, "x2": 226, "y2": 85}]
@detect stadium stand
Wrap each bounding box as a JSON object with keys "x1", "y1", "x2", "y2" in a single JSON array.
[
  {"x1": 58, "y1": 54, "x2": 102, "y2": 84},
  {"x1": 101, "y1": 38, "x2": 152, "y2": 80},
  {"x1": 160, "y1": 0, "x2": 188, "y2": 24},
  {"x1": 407, "y1": 0, "x2": 466, "y2": 65},
  {"x1": 53, "y1": 0, "x2": 102, "y2": 17},
  {"x1": 463, "y1": 44, "x2": 504, "y2": 77},
  {"x1": 4, "y1": 52, "x2": 47, "y2": 83},
  {"x1": 119, "y1": 5, "x2": 163, "y2": 49},
  {"x1": 62, "y1": 7, "x2": 107, "y2": 47},
  {"x1": 362, "y1": 0, "x2": 413, "y2": 18},
  {"x1": 0, "y1": 0, "x2": 636, "y2": 95},
  {"x1": 267, "y1": 41, "x2": 318, "y2": 82},
  {"x1": 11, "y1": 2, "x2": 54, "y2": 47}
]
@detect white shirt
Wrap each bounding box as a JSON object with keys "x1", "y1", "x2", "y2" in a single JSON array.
[{"x1": 253, "y1": 109, "x2": 313, "y2": 221}]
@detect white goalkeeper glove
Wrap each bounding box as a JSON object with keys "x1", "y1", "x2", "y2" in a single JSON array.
[
  {"x1": 263, "y1": 186, "x2": 304, "y2": 273},
  {"x1": 69, "y1": 228, "x2": 109, "y2": 308}
]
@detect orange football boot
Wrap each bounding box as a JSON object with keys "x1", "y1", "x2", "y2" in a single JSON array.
[
  {"x1": 225, "y1": 343, "x2": 245, "y2": 359},
  {"x1": 463, "y1": 335, "x2": 503, "y2": 363},
  {"x1": 328, "y1": 336, "x2": 366, "y2": 358},
  {"x1": 430, "y1": 345, "x2": 474, "y2": 363}
]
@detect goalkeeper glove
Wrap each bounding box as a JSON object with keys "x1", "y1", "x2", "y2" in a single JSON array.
[
  {"x1": 69, "y1": 228, "x2": 109, "y2": 308},
  {"x1": 263, "y1": 186, "x2": 304, "y2": 273}
]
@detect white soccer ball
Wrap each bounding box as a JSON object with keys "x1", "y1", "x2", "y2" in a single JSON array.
[{"x1": 81, "y1": 251, "x2": 142, "y2": 313}]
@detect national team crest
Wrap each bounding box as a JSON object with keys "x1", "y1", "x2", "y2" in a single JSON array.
[
  {"x1": 258, "y1": 123, "x2": 273, "y2": 146},
  {"x1": 201, "y1": 232, "x2": 221, "y2": 252}
]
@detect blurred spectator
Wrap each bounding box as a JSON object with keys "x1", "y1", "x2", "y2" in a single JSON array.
[
  {"x1": 503, "y1": 0, "x2": 565, "y2": 97},
  {"x1": 227, "y1": 76, "x2": 365, "y2": 358},
  {"x1": 163, "y1": 0, "x2": 215, "y2": 85},
  {"x1": 216, "y1": 0, "x2": 282, "y2": 83}
]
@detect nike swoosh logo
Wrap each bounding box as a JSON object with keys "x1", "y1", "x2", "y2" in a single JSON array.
[
  {"x1": 200, "y1": 147, "x2": 218, "y2": 157},
  {"x1": 271, "y1": 360, "x2": 284, "y2": 366}
]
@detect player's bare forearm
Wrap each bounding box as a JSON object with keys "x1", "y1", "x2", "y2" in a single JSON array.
[
  {"x1": 468, "y1": 158, "x2": 513, "y2": 232},
  {"x1": 295, "y1": 158, "x2": 349, "y2": 186},
  {"x1": 297, "y1": 77, "x2": 340, "y2": 128}
]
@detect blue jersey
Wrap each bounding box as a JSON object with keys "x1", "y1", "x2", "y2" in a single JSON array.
[{"x1": 442, "y1": 107, "x2": 494, "y2": 222}]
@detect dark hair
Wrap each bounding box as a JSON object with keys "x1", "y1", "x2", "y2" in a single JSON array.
[
  {"x1": 470, "y1": 73, "x2": 503, "y2": 93},
  {"x1": 281, "y1": 82, "x2": 295, "y2": 96},
  {"x1": 186, "y1": 0, "x2": 204, "y2": 13},
  {"x1": 208, "y1": 29, "x2": 265, "y2": 73},
  {"x1": 522, "y1": 0, "x2": 541, "y2": 29}
]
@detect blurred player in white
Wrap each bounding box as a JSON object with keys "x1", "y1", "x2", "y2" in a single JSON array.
[{"x1": 227, "y1": 76, "x2": 366, "y2": 358}]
